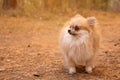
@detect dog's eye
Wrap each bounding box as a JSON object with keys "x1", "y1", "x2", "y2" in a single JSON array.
[{"x1": 74, "y1": 26, "x2": 79, "y2": 31}]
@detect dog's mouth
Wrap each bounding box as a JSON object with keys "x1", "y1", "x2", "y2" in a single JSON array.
[{"x1": 69, "y1": 32, "x2": 77, "y2": 35}]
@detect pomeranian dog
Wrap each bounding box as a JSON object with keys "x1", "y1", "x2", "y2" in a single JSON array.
[{"x1": 59, "y1": 14, "x2": 100, "y2": 74}]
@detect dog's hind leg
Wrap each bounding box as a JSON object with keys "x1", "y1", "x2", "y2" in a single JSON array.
[{"x1": 85, "y1": 57, "x2": 95, "y2": 73}]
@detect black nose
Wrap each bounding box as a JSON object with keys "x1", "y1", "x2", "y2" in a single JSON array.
[{"x1": 68, "y1": 30, "x2": 71, "y2": 33}]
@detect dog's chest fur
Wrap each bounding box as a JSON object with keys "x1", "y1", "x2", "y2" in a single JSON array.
[{"x1": 62, "y1": 30, "x2": 93, "y2": 65}]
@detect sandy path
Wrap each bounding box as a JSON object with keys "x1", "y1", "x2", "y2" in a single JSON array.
[{"x1": 0, "y1": 14, "x2": 120, "y2": 80}]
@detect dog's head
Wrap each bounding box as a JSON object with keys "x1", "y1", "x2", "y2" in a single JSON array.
[{"x1": 68, "y1": 14, "x2": 97, "y2": 36}]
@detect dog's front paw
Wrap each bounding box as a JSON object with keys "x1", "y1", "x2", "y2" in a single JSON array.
[
  {"x1": 85, "y1": 66, "x2": 92, "y2": 73},
  {"x1": 69, "y1": 67, "x2": 76, "y2": 74}
]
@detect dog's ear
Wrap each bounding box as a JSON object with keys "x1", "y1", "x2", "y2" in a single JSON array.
[
  {"x1": 73, "y1": 14, "x2": 84, "y2": 19},
  {"x1": 74, "y1": 14, "x2": 82, "y2": 17},
  {"x1": 87, "y1": 17, "x2": 97, "y2": 27}
]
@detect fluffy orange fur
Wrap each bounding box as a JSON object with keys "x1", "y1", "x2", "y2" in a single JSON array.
[{"x1": 59, "y1": 14, "x2": 100, "y2": 74}]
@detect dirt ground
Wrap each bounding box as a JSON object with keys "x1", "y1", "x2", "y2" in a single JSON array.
[{"x1": 0, "y1": 13, "x2": 120, "y2": 80}]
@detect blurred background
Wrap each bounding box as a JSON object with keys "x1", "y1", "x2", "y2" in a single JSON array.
[{"x1": 0, "y1": 0, "x2": 120, "y2": 16}]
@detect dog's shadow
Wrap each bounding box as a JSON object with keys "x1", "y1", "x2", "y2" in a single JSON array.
[
  {"x1": 76, "y1": 65, "x2": 103, "y2": 77},
  {"x1": 76, "y1": 66, "x2": 86, "y2": 73}
]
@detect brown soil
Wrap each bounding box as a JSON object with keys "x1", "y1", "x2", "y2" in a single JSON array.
[{"x1": 0, "y1": 13, "x2": 120, "y2": 80}]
